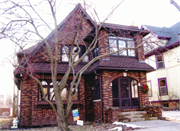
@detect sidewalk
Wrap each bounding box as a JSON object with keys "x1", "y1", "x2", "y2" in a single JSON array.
[{"x1": 127, "y1": 111, "x2": 180, "y2": 131}]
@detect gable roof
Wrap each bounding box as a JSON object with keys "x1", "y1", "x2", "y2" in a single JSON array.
[
  {"x1": 142, "y1": 22, "x2": 180, "y2": 57},
  {"x1": 102, "y1": 23, "x2": 149, "y2": 36},
  {"x1": 18, "y1": 3, "x2": 94, "y2": 57}
]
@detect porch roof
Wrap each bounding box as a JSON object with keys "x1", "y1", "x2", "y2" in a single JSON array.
[
  {"x1": 20, "y1": 57, "x2": 154, "y2": 74},
  {"x1": 88, "y1": 56, "x2": 155, "y2": 73}
]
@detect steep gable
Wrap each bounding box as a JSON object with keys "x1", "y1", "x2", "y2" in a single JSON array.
[{"x1": 19, "y1": 4, "x2": 94, "y2": 63}]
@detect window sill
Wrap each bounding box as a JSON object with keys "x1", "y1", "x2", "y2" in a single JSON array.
[{"x1": 36, "y1": 101, "x2": 80, "y2": 108}]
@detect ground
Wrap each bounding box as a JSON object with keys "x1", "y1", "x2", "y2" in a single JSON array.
[{"x1": 0, "y1": 110, "x2": 180, "y2": 131}]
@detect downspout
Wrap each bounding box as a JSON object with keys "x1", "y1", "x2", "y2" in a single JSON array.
[{"x1": 94, "y1": 70, "x2": 103, "y2": 123}]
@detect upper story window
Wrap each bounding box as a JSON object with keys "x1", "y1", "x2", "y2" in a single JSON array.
[
  {"x1": 61, "y1": 45, "x2": 89, "y2": 63},
  {"x1": 156, "y1": 54, "x2": 165, "y2": 69},
  {"x1": 109, "y1": 36, "x2": 135, "y2": 57},
  {"x1": 93, "y1": 43, "x2": 99, "y2": 58}
]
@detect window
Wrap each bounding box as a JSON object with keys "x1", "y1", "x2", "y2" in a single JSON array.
[
  {"x1": 147, "y1": 80, "x2": 152, "y2": 97},
  {"x1": 94, "y1": 79, "x2": 100, "y2": 100},
  {"x1": 93, "y1": 43, "x2": 99, "y2": 58},
  {"x1": 61, "y1": 46, "x2": 89, "y2": 63},
  {"x1": 158, "y1": 78, "x2": 168, "y2": 96},
  {"x1": 39, "y1": 80, "x2": 78, "y2": 101},
  {"x1": 109, "y1": 36, "x2": 135, "y2": 56},
  {"x1": 156, "y1": 54, "x2": 165, "y2": 69}
]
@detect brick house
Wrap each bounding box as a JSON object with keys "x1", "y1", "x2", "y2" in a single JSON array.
[{"x1": 14, "y1": 4, "x2": 157, "y2": 127}]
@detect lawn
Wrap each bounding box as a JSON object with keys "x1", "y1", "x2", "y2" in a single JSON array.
[{"x1": 0, "y1": 117, "x2": 13, "y2": 128}]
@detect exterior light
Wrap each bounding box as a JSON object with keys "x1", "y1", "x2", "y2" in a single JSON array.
[{"x1": 123, "y1": 72, "x2": 127, "y2": 77}]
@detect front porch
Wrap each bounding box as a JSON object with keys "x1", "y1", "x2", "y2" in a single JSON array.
[{"x1": 89, "y1": 70, "x2": 162, "y2": 123}]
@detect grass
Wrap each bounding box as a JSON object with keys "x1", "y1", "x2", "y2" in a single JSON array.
[{"x1": 0, "y1": 118, "x2": 13, "y2": 127}]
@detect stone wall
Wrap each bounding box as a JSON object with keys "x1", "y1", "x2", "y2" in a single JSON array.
[{"x1": 143, "y1": 106, "x2": 162, "y2": 119}]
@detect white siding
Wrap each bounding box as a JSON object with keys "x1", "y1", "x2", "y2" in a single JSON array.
[{"x1": 146, "y1": 46, "x2": 180, "y2": 102}]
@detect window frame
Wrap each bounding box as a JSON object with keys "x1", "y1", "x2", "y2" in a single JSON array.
[
  {"x1": 147, "y1": 80, "x2": 152, "y2": 97},
  {"x1": 158, "y1": 77, "x2": 168, "y2": 96},
  {"x1": 108, "y1": 36, "x2": 136, "y2": 57},
  {"x1": 38, "y1": 79, "x2": 79, "y2": 102},
  {"x1": 155, "y1": 54, "x2": 165, "y2": 70},
  {"x1": 61, "y1": 45, "x2": 89, "y2": 63}
]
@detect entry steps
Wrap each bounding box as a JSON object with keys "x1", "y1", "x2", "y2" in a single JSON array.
[{"x1": 119, "y1": 111, "x2": 158, "y2": 122}]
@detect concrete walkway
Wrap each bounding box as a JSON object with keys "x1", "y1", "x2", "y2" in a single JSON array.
[{"x1": 127, "y1": 111, "x2": 180, "y2": 131}]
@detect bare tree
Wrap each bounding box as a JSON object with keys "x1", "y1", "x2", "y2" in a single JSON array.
[
  {"x1": 5, "y1": 95, "x2": 13, "y2": 108},
  {"x1": 170, "y1": 0, "x2": 180, "y2": 12},
  {"x1": 0, "y1": 0, "x2": 154, "y2": 130}
]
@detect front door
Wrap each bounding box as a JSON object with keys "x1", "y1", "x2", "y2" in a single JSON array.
[
  {"x1": 112, "y1": 77, "x2": 139, "y2": 109},
  {"x1": 120, "y1": 78, "x2": 131, "y2": 109}
]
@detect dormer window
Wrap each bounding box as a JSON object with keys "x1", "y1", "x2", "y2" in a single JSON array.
[{"x1": 109, "y1": 36, "x2": 135, "y2": 57}]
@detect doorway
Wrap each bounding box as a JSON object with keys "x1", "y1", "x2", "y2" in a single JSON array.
[{"x1": 112, "y1": 77, "x2": 139, "y2": 109}]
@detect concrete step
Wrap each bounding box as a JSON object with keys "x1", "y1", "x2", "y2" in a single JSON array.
[
  {"x1": 130, "y1": 118, "x2": 145, "y2": 122},
  {"x1": 118, "y1": 111, "x2": 158, "y2": 123},
  {"x1": 145, "y1": 117, "x2": 158, "y2": 120},
  {"x1": 119, "y1": 111, "x2": 147, "y2": 116}
]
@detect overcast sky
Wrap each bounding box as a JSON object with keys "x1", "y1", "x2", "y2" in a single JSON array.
[{"x1": 0, "y1": 0, "x2": 180, "y2": 97}]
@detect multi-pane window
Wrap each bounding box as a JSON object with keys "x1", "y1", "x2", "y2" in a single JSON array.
[
  {"x1": 61, "y1": 46, "x2": 89, "y2": 63},
  {"x1": 109, "y1": 36, "x2": 135, "y2": 56},
  {"x1": 156, "y1": 54, "x2": 165, "y2": 69},
  {"x1": 158, "y1": 78, "x2": 168, "y2": 96},
  {"x1": 38, "y1": 80, "x2": 78, "y2": 101}
]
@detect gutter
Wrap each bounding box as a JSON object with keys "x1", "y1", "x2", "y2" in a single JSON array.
[{"x1": 94, "y1": 70, "x2": 103, "y2": 123}]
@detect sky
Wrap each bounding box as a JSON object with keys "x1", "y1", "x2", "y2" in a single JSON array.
[{"x1": 0, "y1": 0, "x2": 180, "y2": 98}]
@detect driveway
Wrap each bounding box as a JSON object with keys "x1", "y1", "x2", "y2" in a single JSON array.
[{"x1": 127, "y1": 110, "x2": 180, "y2": 131}]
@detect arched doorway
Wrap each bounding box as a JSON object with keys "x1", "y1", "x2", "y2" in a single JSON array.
[{"x1": 112, "y1": 77, "x2": 139, "y2": 109}]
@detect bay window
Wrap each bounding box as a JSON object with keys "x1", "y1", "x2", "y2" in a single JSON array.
[{"x1": 109, "y1": 36, "x2": 135, "y2": 56}]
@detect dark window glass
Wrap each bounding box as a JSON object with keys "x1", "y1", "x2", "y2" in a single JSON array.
[
  {"x1": 93, "y1": 43, "x2": 99, "y2": 58},
  {"x1": 94, "y1": 79, "x2": 100, "y2": 100}
]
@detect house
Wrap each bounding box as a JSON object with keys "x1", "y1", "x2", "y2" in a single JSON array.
[
  {"x1": 142, "y1": 22, "x2": 180, "y2": 110},
  {"x1": 14, "y1": 4, "x2": 159, "y2": 127}
]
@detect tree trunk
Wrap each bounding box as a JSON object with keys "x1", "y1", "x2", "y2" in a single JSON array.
[
  {"x1": 54, "y1": 89, "x2": 70, "y2": 131},
  {"x1": 56, "y1": 114, "x2": 69, "y2": 131}
]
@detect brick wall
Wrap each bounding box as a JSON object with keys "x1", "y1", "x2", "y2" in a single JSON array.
[
  {"x1": 31, "y1": 6, "x2": 93, "y2": 63},
  {"x1": 135, "y1": 35, "x2": 145, "y2": 61},
  {"x1": 20, "y1": 74, "x2": 86, "y2": 127},
  {"x1": 100, "y1": 70, "x2": 148, "y2": 122},
  {"x1": 93, "y1": 100, "x2": 102, "y2": 121},
  {"x1": 20, "y1": 79, "x2": 32, "y2": 126}
]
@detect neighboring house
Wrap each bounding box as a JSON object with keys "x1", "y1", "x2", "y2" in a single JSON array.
[
  {"x1": 14, "y1": 4, "x2": 155, "y2": 127},
  {"x1": 142, "y1": 22, "x2": 180, "y2": 109}
]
